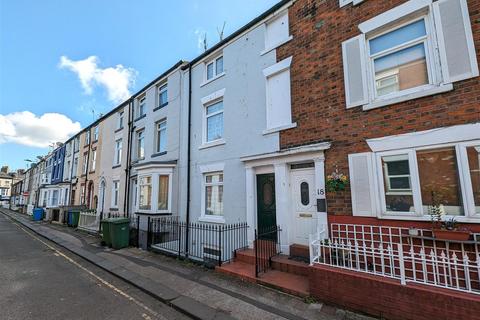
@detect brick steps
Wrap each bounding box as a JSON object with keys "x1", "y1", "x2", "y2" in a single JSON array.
[{"x1": 217, "y1": 248, "x2": 311, "y2": 298}]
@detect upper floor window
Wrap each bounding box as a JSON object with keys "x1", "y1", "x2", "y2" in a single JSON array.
[
  {"x1": 118, "y1": 111, "x2": 124, "y2": 129},
  {"x1": 342, "y1": 0, "x2": 478, "y2": 110},
  {"x1": 82, "y1": 153, "x2": 88, "y2": 175},
  {"x1": 136, "y1": 129, "x2": 145, "y2": 159},
  {"x1": 114, "y1": 139, "x2": 122, "y2": 165},
  {"x1": 205, "y1": 100, "x2": 224, "y2": 143},
  {"x1": 85, "y1": 130, "x2": 90, "y2": 145},
  {"x1": 137, "y1": 97, "x2": 146, "y2": 118},
  {"x1": 206, "y1": 56, "x2": 223, "y2": 81},
  {"x1": 93, "y1": 126, "x2": 99, "y2": 141},
  {"x1": 158, "y1": 83, "x2": 168, "y2": 108},
  {"x1": 90, "y1": 149, "x2": 97, "y2": 171},
  {"x1": 155, "y1": 120, "x2": 167, "y2": 154}
]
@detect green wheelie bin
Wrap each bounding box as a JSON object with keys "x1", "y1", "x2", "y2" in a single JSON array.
[
  {"x1": 110, "y1": 218, "x2": 130, "y2": 250},
  {"x1": 101, "y1": 218, "x2": 113, "y2": 247}
]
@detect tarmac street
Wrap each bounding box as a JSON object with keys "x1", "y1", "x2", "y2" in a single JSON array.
[{"x1": 0, "y1": 213, "x2": 187, "y2": 320}]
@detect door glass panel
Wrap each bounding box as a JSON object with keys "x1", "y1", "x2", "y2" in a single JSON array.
[
  {"x1": 300, "y1": 182, "x2": 309, "y2": 205},
  {"x1": 263, "y1": 182, "x2": 273, "y2": 207},
  {"x1": 417, "y1": 147, "x2": 464, "y2": 216},
  {"x1": 466, "y1": 146, "x2": 480, "y2": 214}
]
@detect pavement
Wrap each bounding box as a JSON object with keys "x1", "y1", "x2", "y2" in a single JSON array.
[{"x1": 0, "y1": 208, "x2": 375, "y2": 320}]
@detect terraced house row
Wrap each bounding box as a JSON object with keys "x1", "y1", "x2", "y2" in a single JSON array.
[{"x1": 12, "y1": 0, "x2": 480, "y2": 318}]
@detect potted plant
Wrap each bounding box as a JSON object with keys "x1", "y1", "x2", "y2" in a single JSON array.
[
  {"x1": 326, "y1": 169, "x2": 349, "y2": 192},
  {"x1": 433, "y1": 217, "x2": 471, "y2": 241}
]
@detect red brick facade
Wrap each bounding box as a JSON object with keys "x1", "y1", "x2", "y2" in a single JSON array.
[
  {"x1": 309, "y1": 264, "x2": 480, "y2": 320},
  {"x1": 277, "y1": 0, "x2": 480, "y2": 216}
]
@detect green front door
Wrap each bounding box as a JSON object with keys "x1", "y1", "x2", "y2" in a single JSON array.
[{"x1": 256, "y1": 174, "x2": 277, "y2": 234}]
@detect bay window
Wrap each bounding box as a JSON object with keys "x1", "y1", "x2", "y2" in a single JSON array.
[
  {"x1": 138, "y1": 176, "x2": 152, "y2": 210},
  {"x1": 136, "y1": 171, "x2": 172, "y2": 213},
  {"x1": 381, "y1": 154, "x2": 414, "y2": 214},
  {"x1": 158, "y1": 175, "x2": 169, "y2": 211}
]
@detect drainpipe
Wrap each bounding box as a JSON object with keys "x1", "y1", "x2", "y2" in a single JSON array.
[
  {"x1": 124, "y1": 99, "x2": 133, "y2": 217},
  {"x1": 185, "y1": 64, "x2": 192, "y2": 256}
]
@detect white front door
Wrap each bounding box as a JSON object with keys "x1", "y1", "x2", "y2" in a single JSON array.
[{"x1": 291, "y1": 168, "x2": 317, "y2": 245}]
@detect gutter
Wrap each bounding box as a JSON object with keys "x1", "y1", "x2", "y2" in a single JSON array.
[
  {"x1": 124, "y1": 98, "x2": 133, "y2": 217},
  {"x1": 185, "y1": 64, "x2": 192, "y2": 257}
]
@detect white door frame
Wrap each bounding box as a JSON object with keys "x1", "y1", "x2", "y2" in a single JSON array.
[{"x1": 242, "y1": 143, "x2": 330, "y2": 255}]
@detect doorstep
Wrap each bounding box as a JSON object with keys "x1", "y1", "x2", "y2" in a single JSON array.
[{"x1": 216, "y1": 248, "x2": 310, "y2": 298}]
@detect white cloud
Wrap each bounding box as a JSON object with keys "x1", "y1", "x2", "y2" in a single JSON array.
[
  {"x1": 59, "y1": 55, "x2": 137, "y2": 103},
  {"x1": 0, "y1": 111, "x2": 81, "y2": 148}
]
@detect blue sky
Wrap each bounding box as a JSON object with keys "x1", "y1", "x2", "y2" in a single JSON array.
[{"x1": 0, "y1": 0, "x2": 279, "y2": 171}]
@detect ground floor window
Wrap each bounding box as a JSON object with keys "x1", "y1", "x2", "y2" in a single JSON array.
[
  {"x1": 158, "y1": 175, "x2": 169, "y2": 210},
  {"x1": 376, "y1": 141, "x2": 480, "y2": 218},
  {"x1": 139, "y1": 176, "x2": 152, "y2": 210},
  {"x1": 112, "y1": 180, "x2": 119, "y2": 208},
  {"x1": 136, "y1": 171, "x2": 172, "y2": 213},
  {"x1": 204, "y1": 172, "x2": 224, "y2": 217}
]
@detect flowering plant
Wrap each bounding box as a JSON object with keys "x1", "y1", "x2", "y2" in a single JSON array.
[{"x1": 326, "y1": 170, "x2": 349, "y2": 192}]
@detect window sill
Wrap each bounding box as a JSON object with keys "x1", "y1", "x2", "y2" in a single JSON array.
[
  {"x1": 134, "y1": 114, "x2": 147, "y2": 122},
  {"x1": 198, "y1": 216, "x2": 225, "y2": 224},
  {"x1": 262, "y1": 122, "x2": 297, "y2": 135},
  {"x1": 260, "y1": 35, "x2": 293, "y2": 56},
  {"x1": 109, "y1": 207, "x2": 119, "y2": 211},
  {"x1": 89, "y1": 170, "x2": 96, "y2": 174},
  {"x1": 200, "y1": 72, "x2": 226, "y2": 87},
  {"x1": 378, "y1": 214, "x2": 480, "y2": 223},
  {"x1": 199, "y1": 139, "x2": 226, "y2": 150},
  {"x1": 153, "y1": 102, "x2": 168, "y2": 112},
  {"x1": 363, "y1": 84, "x2": 454, "y2": 111},
  {"x1": 112, "y1": 164, "x2": 122, "y2": 169},
  {"x1": 134, "y1": 211, "x2": 172, "y2": 216},
  {"x1": 152, "y1": 151, "x2": 167, "y2": 158},
  {"x1": 114, "y1": 127, "x2": 124, "y2": 133}
]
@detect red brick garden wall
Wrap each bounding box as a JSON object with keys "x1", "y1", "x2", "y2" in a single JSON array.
[
  {"x1": 277, "y1": 0, "x2": 480, "y2": 216},
  {"x1": 309, "y1": 264, "x2": 480, "y2": 320}
]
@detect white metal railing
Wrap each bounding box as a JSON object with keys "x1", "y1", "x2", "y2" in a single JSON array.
[
  {"x1": 310, "y1": 223, "x2": 480, "y2": 295},
  {"x1": 78, "y1": 210, "x2": 99, "y2": 233},
  {"x1": 311, "y1": 239, "x2": 480, "y2": 295}
]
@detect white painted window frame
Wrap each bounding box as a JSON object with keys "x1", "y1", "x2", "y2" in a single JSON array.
[
  {"x1": 204, "y1": 55, "x2": 225, "y2": 84},
  {"x1": 111, "y1": 180, "x2": 119, "y2": 208},
  {"x1": 136, "y1": 170, "x2": 173, "y2": 214},
  {"x1": 200, "y1": 89, "x2": 226, "y2": 149},
  {"x1": 93, "y1": 126, "x2": 99, "y2": 141},
  {"x1": 118, "y1": 111, "x2": 124, "y2": 129},
  {"x1": 155, "y1": 119, "x2": 167, "y2": 153},
  {"x1": 364, "y1": 12, "x2": 445, "y2": 110},
  {"x1": 261, "y1": 10, "x2": 293, "y2": 56},
  {"x1": 374, "y1": 140, "x2": 480, "y2": 221},
  {"x1": 199, "y1": 163, "x2": 225, "y2": 223},
  {"x1": 157, "y1": 83, "x2": 168, "y2": 108},
  {"x1": 136, "y1": 129, "x2": 145, "y2": 160},
  {"x1": 137, "y1": 96, "x2": 146, "y2": 118},
  {"x1": 114, "y1": 139, "x2": 122, "y2": 165},
  {"x1": 90, "y1": 149, "x2": 96, "y2": 171}
]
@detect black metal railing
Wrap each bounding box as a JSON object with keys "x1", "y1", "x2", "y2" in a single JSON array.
[
  {"x1": 254, "y1": 225, "x2": 281, "y2": 277},
  {"x1": 129, "y1": 215, "x2": 140, "y2": 247},
  {"x1": 147, "y1": 216, "x2": 248, "y2": 267}
]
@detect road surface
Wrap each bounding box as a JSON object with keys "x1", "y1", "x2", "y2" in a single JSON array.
[{"x1": 0, "y1": 213, "x2": 188, "y2": 320}]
